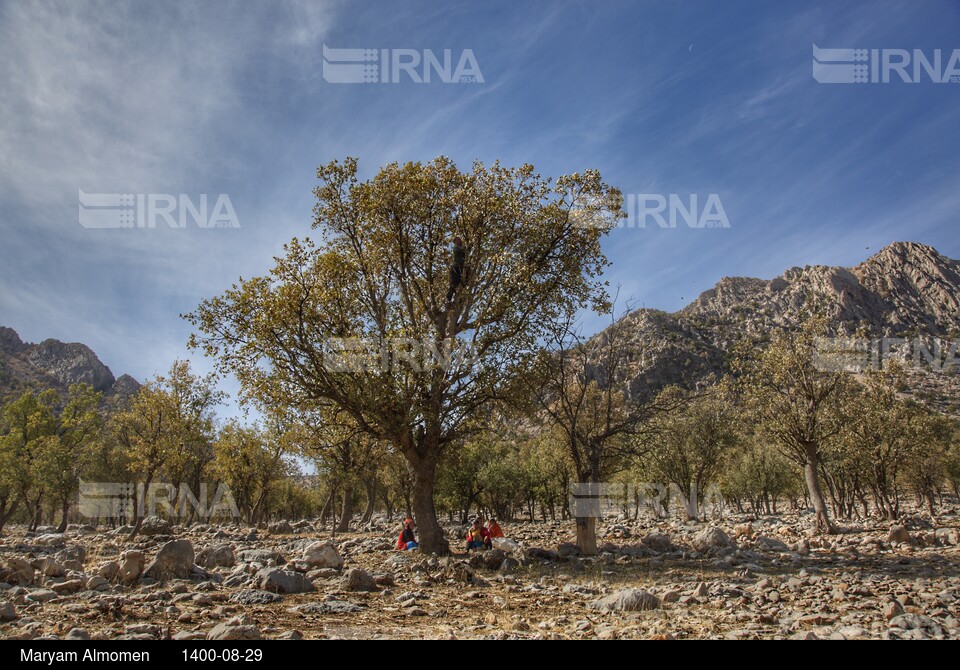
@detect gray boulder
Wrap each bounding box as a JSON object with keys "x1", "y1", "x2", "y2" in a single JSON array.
[
  {"x1": 229, "y1": 590, "x2": 284, "y2": 605},
  {"x1": 139, "y1": 516, "x2": 172, "y2": 536},
  {"x1": 2, "y1": 558, "x2": 34, "y2": 585},
  {"x1": 302, "y1": 541, "x2": 343, "y2": 570},
  {"x1": 236, "y1": 549, "x2": 285, "y2": 565},
  {"x1": 589, "y1": 589, "x2": 661, "y2": 612},
  {"x1": 887, "y1": 525, "x2": 914, "y2": 545},
  {"x1": 197, "y1": 544, "x2": 235, "y2": 569},
  {"x1": 118, "y1": 551, "x2": 144, "y2": 583},
  {"x1": 691, "y1": 526, "x2": 735, "y2": 552},
  {"x1": 340, "y1": 568, "x2": 377, "y2": 592},
  {"x1": 255, "y1": 568, "x2": 316, "y2": 594},
  {"x1": 642, "y1": 533, "x2": 675, "y2": 553},
  {"x1": 886, "y1": 614, "x2": 944, "y2": 640},
  {"x1": 0, "y1": 601, "x2": 18, "y2": 621},
  {"x1": 144, "y1": 540, "x2": 195, "y2": 581},
  {"x1": 208, "y1": 623, "x2": 261, "y2": 641},
  {"x1": 268, "y1": 520, "x2": 294, "y2": 535}
]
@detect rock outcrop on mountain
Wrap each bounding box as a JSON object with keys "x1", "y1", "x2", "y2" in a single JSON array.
[
  {"x1": 0, "y1": 327, "x2": 139, "y2": 401},
  {"x1": 594, "y1": 242, "x2": 960, "y2": 413}
]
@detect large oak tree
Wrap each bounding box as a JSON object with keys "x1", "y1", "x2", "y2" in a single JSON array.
[{"x1": 188, "y1": 157, "x2": 619, "y2": 553}]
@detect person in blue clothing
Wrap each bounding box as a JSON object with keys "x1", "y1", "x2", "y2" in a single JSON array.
[{"x1": 395, "y1": 518, "x2": 418, "y2": 551}]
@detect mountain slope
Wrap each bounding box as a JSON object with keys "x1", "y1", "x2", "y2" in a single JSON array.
[
  {"x1": 598, "y1": 242, "x2": 960, "y2": 413},
  {"x1": 0, "y1": 326, "x2": 139, "y2": 402}
]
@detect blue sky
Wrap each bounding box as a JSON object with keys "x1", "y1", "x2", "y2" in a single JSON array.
[{"x1": 1, "y1": 0, "x2": 958, "y2": 412}]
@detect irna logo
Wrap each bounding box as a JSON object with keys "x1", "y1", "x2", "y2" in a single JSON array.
[
  {"x1": 78, "y1": 190, "x2": 240, "y2": 229},
  {"x1": 812, "y1": 45, "x2": 960, "y2": 84},
  {"x1": 322, "y1": 45, "x2": 484, "y2": 84}
]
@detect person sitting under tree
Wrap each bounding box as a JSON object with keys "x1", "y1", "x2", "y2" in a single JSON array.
[
  {"x1": 486, "y1": 517, "x2": 504, "y2": 539},
  {"x1": 396, "y1": 518, "x2": 419, "y2": 551},
  {"x1": 446, "y1": 237, "x2": 466, "y2": 304},
  {"x1": 464, "y1": 517, "x2": 491, "y2": 552}
]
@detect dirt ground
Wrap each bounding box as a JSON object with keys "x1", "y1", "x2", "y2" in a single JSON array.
[{"x1": 2, "y1": 507, "x2": 959, "y2": 640}]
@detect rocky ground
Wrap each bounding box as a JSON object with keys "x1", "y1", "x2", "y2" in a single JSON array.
[{"x1": 1, "y1": 508, "x2": 959, "y2": 640}]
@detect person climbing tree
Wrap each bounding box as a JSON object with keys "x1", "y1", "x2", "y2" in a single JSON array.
[{"x1": 446, "y1": 237, "x2": 466, "y2": 303}]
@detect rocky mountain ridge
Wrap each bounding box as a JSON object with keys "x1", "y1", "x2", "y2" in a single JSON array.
[
  {"x1": 595, "y1": 242, "x2": 960, "y2": 413},
  {"x1": 0, "y1": 326, "x2": 139, "y2": 401}
]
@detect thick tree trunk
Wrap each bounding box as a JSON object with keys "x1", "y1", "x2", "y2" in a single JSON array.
[
  {"x1": 0, "y1": 497, "x2": 20, "y2": 535},
  {"x1": 679, "y1": 483, "x2": 700, "y2": 522},
  {"x1": 803, "y1": 454, "x2": 835, "y2": 534},
  {"x1": 575, "y1": 516, "x2": 597, "y2": 555},
  {"x1": 360, "y1": 478, "x2": 376, "y2": 524},
  {"x1": 407, "y1": 452, "x2": 448, "y2": 555},
  {"x1": 57, "y1": 498, "x2": 70, "y2": 533},
  {"x1": 379, "y1": 489, "x2": 394, "y2": 519},
  {"x1": 336, "y1": 487, "x2": 353, "y2": 533},
  {"x1": 319, "y1": 489, "x2": 335, "y2": 525},
  {"x1": 129, "y1": 476, "x2": 154, "y2": 539}
]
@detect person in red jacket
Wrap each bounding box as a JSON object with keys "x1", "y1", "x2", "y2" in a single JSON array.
[
  {"x1": 464, "y1": 517, "x2": 491, "y2": 551},
  {"x1": 486, "y1": 518, "x2": 505, "y2": 539},
  {"x1": 396, "y1": 518, "x2": 418, "y2": 551}
]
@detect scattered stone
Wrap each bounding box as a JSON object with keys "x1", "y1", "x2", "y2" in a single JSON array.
[
  {"x1": 791, "y1": 631, "x2": 818, "y2": 640},
  {"x1": 208, "y1": 622, "x2": 262, "y2": 641},
  {"x1": 144, "y1": 540, "x2": 195, "y2": 581},
  {"x1": 268, "y1": 520, "x2": 294, "y2": 535},
  {"x1": 340, "y1": 568, "x2": 377, "y2": 592},
  {"x1": 482, "y1": 549, "x2": 506, "y2": 570},
  {"x1": 660, "y1": 590, "x2": 681, "y2": 604},
  {"x1": 524, "y1": 547, "x2": 560, "y2": 562},
  {"x1": 97, "y1": 561, "x2": 119, "y2": 581},
  {"x1": 64, "y1": 628, "x2": 90, "y2": 640},
  {"x1": 589, "y1": 589, "x2": 660, "y2": 612},
  {"x1": 691, "y1": 527, "x2": 735, "y2": 552},
  {"x1": 884, "y1": 600, "x2": 905, "y2": 621},
  {"x1": 499, "y1": 557, "x2": 520, "y2": 573},
  {"x1": 888, "y1": 525, "x2": 914, "y2": 545},
  {"x1": 26, "y1": 589, "x2": 58, "y2": 603},
  {"x1": 229, "y1": 590, "x2": 284, "y2": 605},
  {"x1": 292, "y1": 601, "x2": 362, "y2": 614},
  {"x1": 125, "y1": 623, "x2": 162, "y2": 637},
  {"x1": 256, "y1": 568, "x2": 316, "y2": 594},
  {"x1": 3, "y1": 558, "x2": 34, "y2": 585},
  {"x1": 174, "y1": 632, "x2": 207, "y2": 641},
  {"x1": 118, "y1": 551, "x2": 145, "y2": 583},
  {"x1": 0, "y1": 601, "x2": 18, "y2": 621},
  {"x1": 51, "y1": 579, "x2": 85, "y2": 595},
  {"x1": 140, "y1": 516, "x2": 172, "y2": 536},
  {"x1": 236, "y1": 549, "x2": 285, "y2": 565},
  {"x1": 642, "y1": 533, "x2": 675, "y2": 553},
  {"x1": 197, "y1": 545, "x2": 235, "y2": 569},
  {"x1": 754, "y1": 536, "x2": 791, "y2": 553},
  {"x1": 885, "y1": 614, "x2": 943, "y2": 640},
  {"x1": 302, "y1": 541, "x2": 343, "y2": 570}
]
